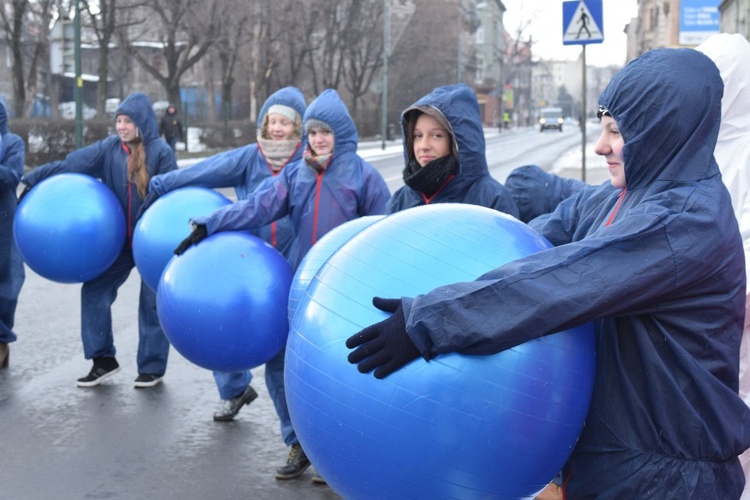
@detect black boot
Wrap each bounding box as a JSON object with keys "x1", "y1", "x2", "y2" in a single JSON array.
[{"x1": 275, "y1": 443, "x2": 310, "y2": 479}]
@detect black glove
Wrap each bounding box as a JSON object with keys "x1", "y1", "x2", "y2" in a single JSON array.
[
  {"x1": 346, "y1": 297, "x2": 421, "y2": 379},
  {"x1": 17, "y1": 183, "x2": 32, "y2": 205},
  {"x1": 174, "y1": 224, "x2": 208, "y2": 255},
  {"x1": 135, "y1": 190, "x2": 160, "y2": 221}
]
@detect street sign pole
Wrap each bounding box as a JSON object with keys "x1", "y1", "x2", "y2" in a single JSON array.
[
  {"x1": 581, "y1": 45, "x2": 587, "y2": 183},
  {"x1": 562, "y1": 0, "x2": 603, "y2": 182}
]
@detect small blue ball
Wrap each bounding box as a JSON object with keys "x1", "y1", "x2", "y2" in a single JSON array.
[
  {"x1": 14, "y1": 173, "x2": 126, "y2": 283},
  {"x1": 133, "y1": 187, "x2": 230, "y2": 291},
  {"x1": 157, "y1": 231, "x2": 293, "y2": 372}
]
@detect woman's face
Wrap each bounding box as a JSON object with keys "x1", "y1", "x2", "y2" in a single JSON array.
[
  {"x1": 412, "y1": 113, "x2": 451, "y2": 167},
  {"x1": 115, "y1": 115, "x2": 138, "y2": 143},
  {"x1": 307, "y1": 127, "x2": 334, "y2": 156},
  {"x1": 594, "y1": 115, "x2": 626, "y2": 189},
  {"x1": 266, "y1": 113, "x2": 296, "y2": 141}
]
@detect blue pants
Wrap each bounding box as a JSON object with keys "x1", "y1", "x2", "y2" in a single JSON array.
[
  {"x1": 0, "y1": 235, "x2": 24, "y2": 344},
  {"x1": 213, "y1": 347, "x2": 295, "y2": 446},
  {"x1": 265, "y1": 347, "x2": 296, "y2": 446},
  {"x1": 81, "y1": 248, "x2": 170, "y2": 375},
  {"x1": 213, "y1": 370, "x2": 253, "y2": 400}
]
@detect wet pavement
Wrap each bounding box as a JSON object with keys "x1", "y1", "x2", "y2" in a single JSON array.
[{"x1": 1, "y1": 268, "x2": 341, "y2": 500}]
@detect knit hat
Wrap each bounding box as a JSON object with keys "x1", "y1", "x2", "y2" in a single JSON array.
[
  {"x1": 305, "y1": 118, "x2": 333, "y2": 135},
  {"x1": 267, "y1": 104, "x2": 299, "y2": 123}
]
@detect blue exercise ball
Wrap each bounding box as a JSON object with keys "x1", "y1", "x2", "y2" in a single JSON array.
[
  {"x1": 157, "y1": 231, "x2": 293, "y2": 372},
  {"x1": 14, "y1": 173, "x2": 126, "y2": 283},
  {"x1": 288, "y1": 216, "x2": 384, "y2": 325},
  {"x1": 285, "y1": 203, "x2": 596, "y2": 498},
  {"x1": 133, "y1": 187, "x2": 231, "y2": 291}
]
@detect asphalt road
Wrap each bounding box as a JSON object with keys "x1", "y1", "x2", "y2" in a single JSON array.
[{"x1": 1, "y1": 267, "x2": 342, "y2": 500}]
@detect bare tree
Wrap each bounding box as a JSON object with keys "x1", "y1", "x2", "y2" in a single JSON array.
[
  {"x1": 264, "y1": 0, "x2": 315, "y2": 90},
  {"x1": 117, "y1": 0, "x2": 220, "y2": 111},
  {"x1": 303, "y1": 1, "x2": 346, "y2": 95},
  {"x1": 0, "y1": 0, "x2": 58, "y2": 117},
  {"x1": 80, "y1": 0, "x2": 144, "y2": 115},
  {"x1": 210, "y1": 0, "x2": 254, "y2": 121},
  {"x1": 340, "y1": 0, "x2": 384, "y2": 119}
]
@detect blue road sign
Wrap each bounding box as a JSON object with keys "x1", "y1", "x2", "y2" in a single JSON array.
[{"x1": 563, "y1": 0, "x2": 604, "y2": 46}]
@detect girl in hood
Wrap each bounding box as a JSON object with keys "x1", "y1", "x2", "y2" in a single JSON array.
[
  {"x1": 174, "y1": 88, "x2": 390, "y2": 482},
  {"x1": 20, "y1": 92, "x2": 177, "y2": 389},
  {"x1": 386, "y1": 84, "x2": 518, "y2": 218},
  {"x1": 143, "y1": 86, "x2": 306, "y2": 424},
  {"x1": 347, "y1": 48, "x2": 750, "y2": 497},
  {"x1": 0, "y1": 95, "x2": 26, "y2": 368}
]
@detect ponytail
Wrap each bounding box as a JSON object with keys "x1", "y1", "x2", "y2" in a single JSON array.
[{"x1": 127, "y1": 136, "x2": 149, "y2": 198}]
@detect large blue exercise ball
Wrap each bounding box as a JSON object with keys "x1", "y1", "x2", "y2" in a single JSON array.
[
  {"x1": 288, "y1": 216, "x2": 384, "y2": 325},
  {"x1": 133, "y1": 187, "x2": 231, "y2": 291},
  {"x1": 14, "y1": 173, "x2": 126, "y2": 283},
  {"x1": 157, "y1": 231, "x2": 293, "y2": 372},
  {"x1": 285, "y1": 203, "x2": 596, "y2": 499}
]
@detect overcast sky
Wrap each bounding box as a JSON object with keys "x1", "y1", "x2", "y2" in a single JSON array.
[{"x1": 503, "y1": 0, "x2": 639, "y2": 67}]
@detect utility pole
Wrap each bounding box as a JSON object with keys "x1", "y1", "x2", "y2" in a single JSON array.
[
  {"x1": 381, "y1": 0, "x2": 389, "y2": 150},
  {"x1": 580, "y1": 45, "x2": 587, "y2": 183},
  {"x1": 74, "y1": 0, "x2": 83, "y2": 149}
]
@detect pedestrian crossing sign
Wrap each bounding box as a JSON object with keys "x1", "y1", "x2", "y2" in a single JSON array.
[{"x1": 563, "y1": 0, "x2": 604, "y2": 45}]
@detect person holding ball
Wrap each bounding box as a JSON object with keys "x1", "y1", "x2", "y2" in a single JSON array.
[
  {"x1": 348, "y1": 48, "x2": 750, "y2": 497},
  {"x1": 20, "y1": 92, "x2": 177, "y2": 388}
]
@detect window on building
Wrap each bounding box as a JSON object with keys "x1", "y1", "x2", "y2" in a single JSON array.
[
  {"x1": 476, "y1": 25, "x2": 485, "y2": 44},
  {"x1": 476, "y1": 54, "x2": 485, "y2": 83}
]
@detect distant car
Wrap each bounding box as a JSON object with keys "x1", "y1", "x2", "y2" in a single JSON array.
[{"x1": 539, "y1": 107, "x2": 564, "y2": 132}]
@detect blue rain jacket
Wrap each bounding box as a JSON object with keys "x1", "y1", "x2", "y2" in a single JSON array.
[
  {"x1": 386, "y1": 84, "x2": 519, "y2": 218},
  {"x1": 504, "y1": 164, "x2": 587, "y2": 223},
  {"x1": 22, "y1": 93, "x2": 177, "y2": 244},
  {"x1": 401, "y1": 49, "x2": 750, "y2": 497},
  {"x1": 0, "y1": 96, "x2": 26, "y2": 343},
  {"x1": 194, "y1": 89, "x2": 390, "y2": 270},
  {"x1": 149, "y1": 87, "x2": 305, "y2": 257}
]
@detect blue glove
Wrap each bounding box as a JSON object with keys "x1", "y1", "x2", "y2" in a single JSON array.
[
  {"x1": 346, "y1": 297, "x2": 421, "y2": 379},
  {"x1": 174, "y1": 223, "x2": 208, "y2": 255}
]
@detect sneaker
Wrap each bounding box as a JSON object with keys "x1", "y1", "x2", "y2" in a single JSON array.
[
  {"x1": 311, "y1": 471, "x2": 327, "y2": 484},
  {"x1": 77, "y1": 357, "x2": 120, "y2": 387},
  {"x1": 213, "y1": 385, "x2": 259, "y2": 422},
  {"x1": 134, "y1": 374, "x2": 163, "y2": 388},
  {"x1": 275, "y1": 443, "x2": 310, "y2": 480}
]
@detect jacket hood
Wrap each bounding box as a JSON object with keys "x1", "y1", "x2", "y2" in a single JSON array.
[
  {"x1": 303, "y1": 89, "x2": 357, "y2": 155},
  {"x1": 401, "y1": 84, "x2": 488, "y2": 180},
  {"x1": 0, "y1": 95, "x2": 7, "y2": 135},
  {"x1": 598, "y1": 48, "x2": 723, "y2": 192},
  {"x1": 257, "y1": 87, "x2": 307, "y2": 130},
  {"x1": 114, "y1": 92, "x2": 159, "y2": 144}
]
